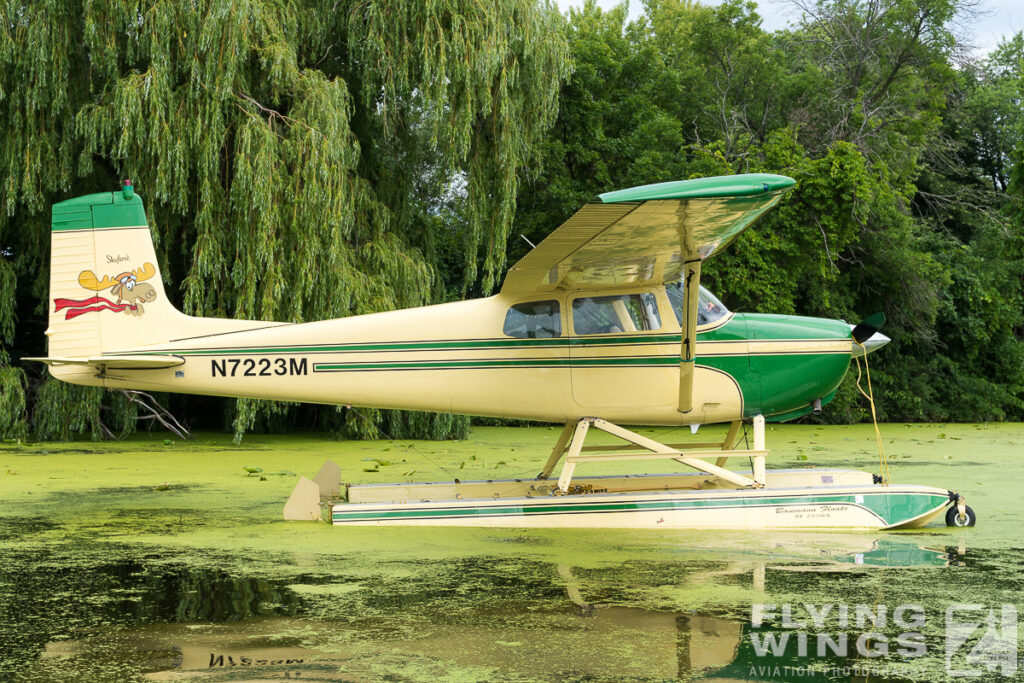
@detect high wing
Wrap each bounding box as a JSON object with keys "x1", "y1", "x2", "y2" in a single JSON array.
[
  {"x1": 500, "y1": 173, "x2": 797, "y2": 414},
  {"x1": 501, "y1": 173, "x2": 796, "y2": 295}
]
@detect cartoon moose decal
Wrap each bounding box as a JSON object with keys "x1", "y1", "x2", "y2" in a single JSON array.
[{"x1": 54, "y1": 263, "x2": 159, "y2": 320}]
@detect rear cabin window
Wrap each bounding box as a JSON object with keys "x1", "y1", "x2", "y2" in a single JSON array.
[
  {"x1": 503, "y1": 300, "x2": 561, "y2": 338},
  {"x1": 571, "y1": 294, "x2": 661, "y2": 335},
  {"x1": 665, "y1": 282, "x2": 729, "y2": 326}
]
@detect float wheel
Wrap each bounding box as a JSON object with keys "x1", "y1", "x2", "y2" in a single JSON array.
[{"x1": 945, "y1": 504, "x2": 976, "y2": 527}]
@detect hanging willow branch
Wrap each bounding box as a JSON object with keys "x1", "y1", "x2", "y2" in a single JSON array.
[{"x1": 0, "y1": 0, "x2": 570, "y2": 440}]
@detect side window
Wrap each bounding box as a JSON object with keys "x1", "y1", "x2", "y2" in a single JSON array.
[
  {"x1": 666, "y1": 283, "x2": 729, "y2": 326},
  {"x1": 572, "y1": 294, "x2": 661, "y2": 335},
  {"x1": 666, "y1": 281, "x2": 685, "y2": 325},
  {"x1": 503, "y1": 300, "x2": 561, "y2": 338}
]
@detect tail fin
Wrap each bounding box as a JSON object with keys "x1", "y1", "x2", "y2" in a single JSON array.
[
  {"x1": 45, "y1": 181, "x2": 184, "y2": 384},
  {"x1": 37, "y1": 181, "x2": 281, "y2": 386}
]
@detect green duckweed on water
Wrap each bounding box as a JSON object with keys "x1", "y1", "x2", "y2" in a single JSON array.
[{"x1": 1, "y1": 423, "x2": 1022, "y2": 681}]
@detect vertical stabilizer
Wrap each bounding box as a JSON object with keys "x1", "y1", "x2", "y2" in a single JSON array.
[{"x1": 46, "y1": 181, "x2": 182, "y2": 384}]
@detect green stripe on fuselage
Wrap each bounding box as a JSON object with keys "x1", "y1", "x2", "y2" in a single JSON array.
[
  {"x1": 314, "y1": 356, "x2": 684, "y2": 371},
  {"x1": 122, "y1": 313, "x2": 854, "y2": 420},
  {"x1": 123, "y1": 313, "x2": 846, "y2": 356},
  {"x1": 131, "y1": 333, "x2": 682, "y2": 355},
  {"x1": 312, "y1": 354, "x2": 842, "y2": 372}
]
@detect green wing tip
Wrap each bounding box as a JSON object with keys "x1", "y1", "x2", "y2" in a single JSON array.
[{"x1": 599, "y1": 173, "x2": 796, "y2": 203}]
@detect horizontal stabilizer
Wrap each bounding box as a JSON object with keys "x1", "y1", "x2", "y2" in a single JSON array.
[{"x1": 23, "y1": 355, "x2": 184, "y2": 369}]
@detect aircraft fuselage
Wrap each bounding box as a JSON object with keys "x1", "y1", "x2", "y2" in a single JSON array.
[{"x1": 81, "y1": 287, "x2": 858, "y2": 425}]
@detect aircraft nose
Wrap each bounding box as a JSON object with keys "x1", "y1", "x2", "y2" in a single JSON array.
[{"x1": 849, "y1": 325, "x2": 890, "y2": 357}]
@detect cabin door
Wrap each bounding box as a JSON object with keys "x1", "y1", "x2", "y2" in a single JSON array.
[{"x1": 568, "y1": 292, "x2": 676, "y2": 412}]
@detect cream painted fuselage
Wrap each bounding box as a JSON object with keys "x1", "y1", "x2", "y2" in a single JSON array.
[{"x1": 64, "y1": 287, "x2": 857, "y2": 426}]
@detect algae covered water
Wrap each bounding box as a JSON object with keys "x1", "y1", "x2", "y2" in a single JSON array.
[{"x1": 1, "y1": 423, "x2": 1022, "y2": 681}]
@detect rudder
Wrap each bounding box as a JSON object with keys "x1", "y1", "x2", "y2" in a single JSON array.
[{"x1": 47, "y1": 181, "x2": 182, "y2": 384}]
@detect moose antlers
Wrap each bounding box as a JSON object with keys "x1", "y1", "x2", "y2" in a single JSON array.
[{"x1": 78, "y1": 262, "x2": 157, "y2": 291}]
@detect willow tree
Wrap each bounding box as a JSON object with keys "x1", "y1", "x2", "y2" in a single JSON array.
[{"x1": 0, "y1": 0, "x2": 569, "y2": 440}]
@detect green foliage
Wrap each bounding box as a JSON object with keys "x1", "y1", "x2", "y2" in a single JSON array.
[
  {"x1": 32, "y1": 381, "x2": 105, "y2": 441},
  {"x1": 336, "y1": 407, "x2": 469, "y2": 441},
  {"x1": 779, "y1": 0, "x2": 959, "y2": 172},
  {"x1": 31, "y1": 382, "x2": 138, "y2": 441},
  {"x1": 2, "y1": 0, "x2": 1021, "y2": 437},
  {"x1": 512, "y1": 1, "x2": 1024, "y2": 423},
  {"x1": 0, "y1": 366, "x2": 28, "y2": 439},
  {"x1": 1, "y1": 0, "x2": 568, "y2": 440}
]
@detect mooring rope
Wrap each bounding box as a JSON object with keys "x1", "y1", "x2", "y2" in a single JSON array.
[
  {"x1": 346, "y1": 407, "x2": 458, "y2": 479},
  {"x1": 853, "y1": 343, "x2": 893, "y2": 485}
]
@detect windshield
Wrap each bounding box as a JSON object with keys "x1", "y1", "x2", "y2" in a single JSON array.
[{"x1": 665, "y1": 283, "x2": 729, "y2": 327}]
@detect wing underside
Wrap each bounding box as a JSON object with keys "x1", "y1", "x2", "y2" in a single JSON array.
[{"x1": 501, "y1": 174, "x2": 795, "y2": 296}]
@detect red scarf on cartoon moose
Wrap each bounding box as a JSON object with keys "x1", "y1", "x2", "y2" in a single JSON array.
[{"x1": 54, "y1": 296, "x2": 137, "y2": 320}]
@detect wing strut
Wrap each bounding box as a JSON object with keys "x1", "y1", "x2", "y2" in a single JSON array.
[{"x1": 677, "y1": 259, "x2": 701, "y2": 414}]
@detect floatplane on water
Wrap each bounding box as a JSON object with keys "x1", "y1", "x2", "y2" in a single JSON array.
[{"x1": 29, "y1": 175, "x2": 975, "y2": 530}]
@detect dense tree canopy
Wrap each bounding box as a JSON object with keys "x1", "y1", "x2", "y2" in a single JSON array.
[
  {"x1": 1, "y1": 0, "x2": 1021, "y2": 440},
  {"x1": 0, "y1": 0, "x2": 569, "y2": 439},
  {"x1": 512, "y1": 0, "x2": 1023, "y2": 423}
]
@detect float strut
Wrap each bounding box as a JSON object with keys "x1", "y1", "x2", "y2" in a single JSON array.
[
  {"x1": 538, "y1": 420, "x2": 588, "y2": 480},
  {"x1": 751, "y1": 415, "x2": 766, "y2": 486}
]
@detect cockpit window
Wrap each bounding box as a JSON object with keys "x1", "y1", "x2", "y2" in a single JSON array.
[
  {"x1": 571, "y1": 294, "x2": 661, "y2": 335},
  {"x1": 665, "y1": 283, "x2": 729, "y2": 326},
  {"x1": 503, "y1": 300, "x2": 561, "y2": 338}
]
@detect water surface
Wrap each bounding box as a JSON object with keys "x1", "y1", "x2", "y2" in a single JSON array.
[{"x1": 2, "y1": 423, "x2": 1021, "y2": 681}]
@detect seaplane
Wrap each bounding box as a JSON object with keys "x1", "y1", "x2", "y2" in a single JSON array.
[{"x1": 28, "y1": 175, "x2": 975, "y2": 530}]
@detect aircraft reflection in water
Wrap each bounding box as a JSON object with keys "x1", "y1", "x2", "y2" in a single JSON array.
[{"x1": 40, "y1": 536, "x2": 957, "y2": 682}]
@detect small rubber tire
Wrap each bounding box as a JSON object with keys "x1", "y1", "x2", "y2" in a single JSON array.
[{"x1": 945, "y1": 504, "x2": 976, "y2": 527}]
